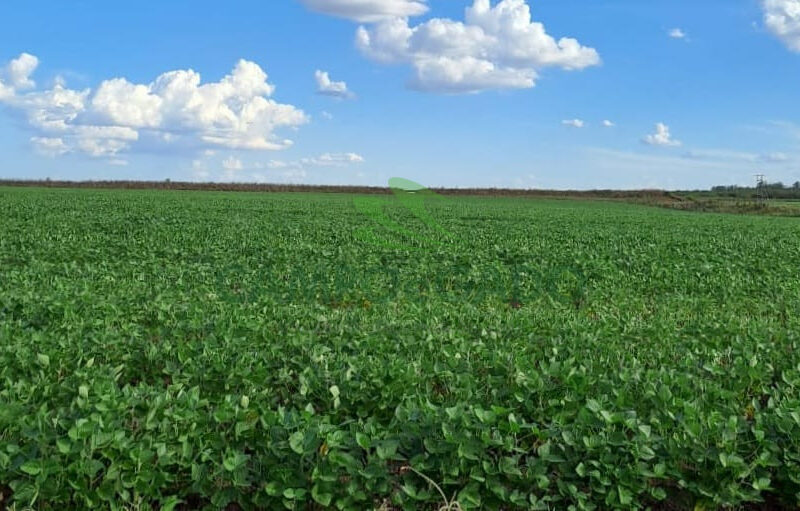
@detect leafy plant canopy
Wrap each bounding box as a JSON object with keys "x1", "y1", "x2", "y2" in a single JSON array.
[{"x1": 1, "y1": 187, "x2": 800, "y2": 510}]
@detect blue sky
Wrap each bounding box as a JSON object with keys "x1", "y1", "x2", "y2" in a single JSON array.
[{"x1": 1, "y1": 0, "x2": 799, "y2": 189}]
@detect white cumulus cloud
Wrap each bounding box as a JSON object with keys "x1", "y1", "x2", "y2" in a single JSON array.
[
  {"x1": 0, "y1": 82, "x2": 13, "y2": 100},
  {"x1": 4, "y1": 53, "x2": 39, "y2": 90},
  {"x1": 763, "y1": 0, "x2": 800, "y2": 51},
  {"x1": 298, "y1": 0, "x2": 428, "y2": 22},
  {"x1": 0, "y1": 53, "x2": 309, "y2": 162},
  {"x1": 668, "y1": 28, "x2": 687, "y2": 39},
  {"x1": 562, "y1": 119, "x2": 584, "y2": 128},
  {"x1": 643, "y1": 123, "x2": 681, "y2": 147},
  {"x1": 315, "y1": 70, "x2": 354, "y2": 98},
  {"x1": 355, "y1": 0, "x2": 600, "y2": 93},
  {"x1": 602, "y1": 120, "x2": 615, "y2": 127},
  {"x1": 31, "y1": 136, "x2": 69, "y2": 157},
  {"x1": 76, "y1": 136, "x2": 133, "y2": 158}
]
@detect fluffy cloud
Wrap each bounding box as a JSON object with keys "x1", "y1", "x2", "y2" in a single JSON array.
[
  {"x1": 0, "y1": 82, "x2": 13, "y2": 100},
  {"x1": 763, "y1": 0, "x2": 800, "y2": 51},
  {"x1": 4, "y1": 53, "x2": 39, "y2": 90},
  {"x1": 356, "y1": 0, "x2": 600, "y2": 93},
  {"x1": 31, "y1": 136, "x2": 69, "y2": 157},
  {"x1": 602, "y1": 120, "x2": 615, "y2": 127},
  {"x1": 76, "y1": 136, "x2": 134, "y2": 157},
  {"x1": 561, "y1": 119, "x2": 584, "y2": 128},
  {"x1": 643, "y1": 123, "x2": 681, "y2": 147},
  {"x1": 298, "y1": 0, "x2": 428, "y2": 22},
  {"x1": 0, "y1": 53, "x2": 308, "y2": 162},
  {"x1": 315, "y1": 70, "x2": 354, "y2": 98},
  {"x1": 668, "y1": 28, "x2": 687, "y2": 39},
  {"x1": 90, "y1": 78, "x2": 163, "y2": 128}
]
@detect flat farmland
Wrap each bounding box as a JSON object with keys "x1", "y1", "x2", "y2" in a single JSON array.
[{"x1": 2, "y1": 187, "x2": 800, "y2": 510}]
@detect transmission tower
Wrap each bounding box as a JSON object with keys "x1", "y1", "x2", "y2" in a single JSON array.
[{"x1": 754, "y1": 174, "x2": 769, "y2": 206}]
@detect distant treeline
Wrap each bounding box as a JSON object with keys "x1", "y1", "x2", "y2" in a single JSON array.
[
  {"x1": 0, "y1": 179, "x2": 677, "y2": 199},
  {"x1": 687, "y1": 182, "x2": 800, "y2": 200},
  {"x1": 3, "y1": 178, "x2": 800, "y2": 200}
]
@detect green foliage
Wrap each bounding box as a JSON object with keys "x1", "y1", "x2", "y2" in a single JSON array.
[{"x1": 2, "y1": 187, "x2": 800, "y2": 509}]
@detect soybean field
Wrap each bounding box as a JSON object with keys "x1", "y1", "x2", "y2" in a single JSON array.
[{"x1": 2, "y1": 186, "x2": 800, "y2": 510}]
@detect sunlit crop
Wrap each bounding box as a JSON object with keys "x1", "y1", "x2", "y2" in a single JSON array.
[{"x1": 2, "y1": 186, "x2": 800, "y2": 510}]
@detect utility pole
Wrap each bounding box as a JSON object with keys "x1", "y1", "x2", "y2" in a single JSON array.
[{"x1": 754, "y1": 174, "x2": 769, "y2": 206}]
